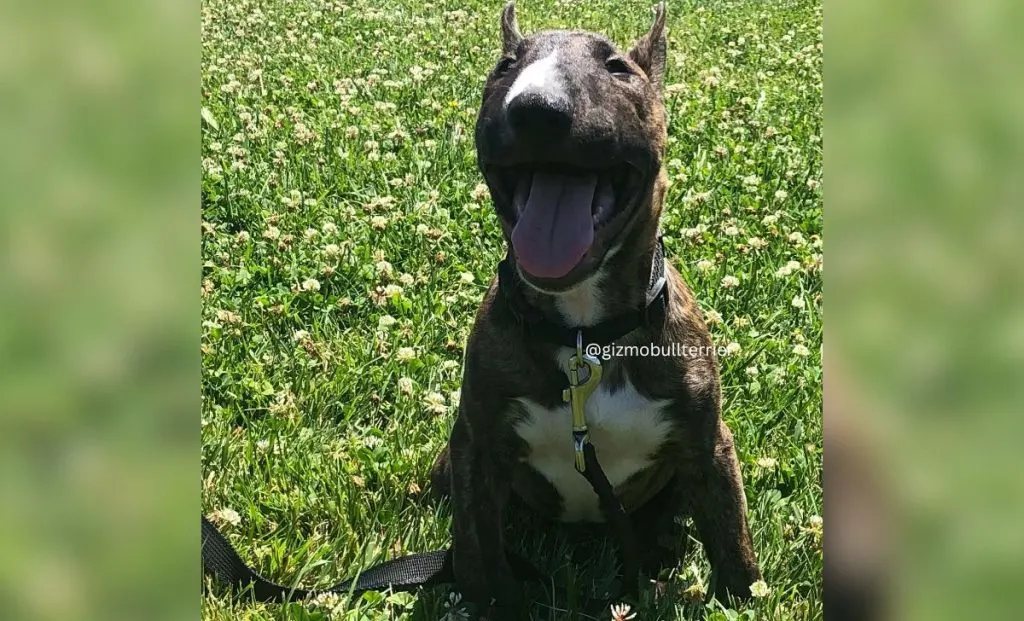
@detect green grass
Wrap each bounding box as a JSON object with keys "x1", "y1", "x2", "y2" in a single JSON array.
[{"x1": 200, "y1": 0, "x2": 822, "y2": 618}]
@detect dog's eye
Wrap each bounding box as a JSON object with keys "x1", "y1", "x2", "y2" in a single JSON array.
[
  {"x1": 605, "y1": 57, "x2": 633, "y2": 77},
  {"x1": 495, "y1": 56, "x2": 517, "y2": 75}
]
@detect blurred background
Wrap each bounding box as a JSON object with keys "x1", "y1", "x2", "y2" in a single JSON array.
[
  {"x1": 0, "y1": 0, "x2": 1021, "y2": 619},
  {"x1": 0, "y1": 0, "x2": 196, "y2": 619},
  {"x1": 828, "y1": 0, "x2": 1024, "y2": 619}
]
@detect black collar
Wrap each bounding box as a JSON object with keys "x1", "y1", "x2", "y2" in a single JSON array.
[{"x1": 497, "y1": 237, "x2": 669, "y2": 348}]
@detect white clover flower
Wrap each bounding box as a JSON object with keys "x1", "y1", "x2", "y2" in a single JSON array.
[
  {"x1": 210, "y1": 508, "x2": 241, "y2": 527},
  {"x1": 793, "y1": 344, "x2": 811, "y2": 357},
  {"x1": 397, "y1": 377, "x2": 414, "y2": 395},
  {"x1": 750, "y1": 580, "x2": 770, "y2": 598},
  {"x1": 470, "y1": 183, "x2": 489, "y2": 201},
  {"x1": 609, "y1": 602, "x2": 636, "y2": 621},
  {"x1": 721, "y1": 275, "x2": 740, "y2": 288},
  {"x1": 775, "y1": 260, "x2": 802, "y2": 277},
  {"x1": 423, "y1": 391, "x2": 447, "y2": 414}
]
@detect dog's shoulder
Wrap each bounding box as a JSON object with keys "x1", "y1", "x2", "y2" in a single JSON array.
[
  {"x1": 461, "y1": 276, "x2": 565, "y2": 408},
  {"x1": 619, "y1": 262, "x2": 720, "y2": 412}
]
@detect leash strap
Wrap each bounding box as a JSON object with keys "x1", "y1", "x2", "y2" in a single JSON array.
[
  {"x1": 201, "y1": 516, "x2": 454, "y2": 602},
  {"x1": 202, "y1": 516, "x2": 545, "y2": 603},
  {"x1": 580, "y1": 443, "x2": 640, "y2": 598}
]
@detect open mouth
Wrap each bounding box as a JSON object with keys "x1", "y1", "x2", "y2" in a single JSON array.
[{"x1": 488, "y1": 163, "x2": 642, "y2": 280}]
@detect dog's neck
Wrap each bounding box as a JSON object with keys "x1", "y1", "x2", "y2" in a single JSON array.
[{"x1": 508, "y1": 212, "x2": 663, "y2": 329}]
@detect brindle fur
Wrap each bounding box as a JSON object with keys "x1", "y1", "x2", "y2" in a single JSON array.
[{"x1": 431, "y1": 3, "x2": 760, "y2": 615}]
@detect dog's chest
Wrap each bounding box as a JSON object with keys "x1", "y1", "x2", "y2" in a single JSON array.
[{"x1": 513, "y1": 375, "x2": 672, "y2": 522}]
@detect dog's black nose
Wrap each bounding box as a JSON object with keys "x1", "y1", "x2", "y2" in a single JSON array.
[{"x1": 507, "y1": 92, "x2": 572, "y2": 137}]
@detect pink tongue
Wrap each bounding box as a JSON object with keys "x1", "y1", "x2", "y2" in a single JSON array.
[{"x1": 511, "y1": 171, "x2": 597, "y2": 279}]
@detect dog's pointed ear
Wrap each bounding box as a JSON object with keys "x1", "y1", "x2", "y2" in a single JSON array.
[
  {"x1": 501, "y1": 2, "x2": 523, "y2": 55},
  {"x1": 628, "y1": 3, "x2": 668, "y2": 90}
]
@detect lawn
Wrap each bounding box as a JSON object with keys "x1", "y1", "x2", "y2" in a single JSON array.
[{"x1": 200, "y1": 0, "x2": 822, "y2": 618}]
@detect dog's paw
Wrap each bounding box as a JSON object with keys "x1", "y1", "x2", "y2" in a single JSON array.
[{"x1": 711, "y1": 563, "x2": 763, "y2": 602}]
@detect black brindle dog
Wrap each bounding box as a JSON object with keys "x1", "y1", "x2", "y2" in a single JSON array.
[{"x1": 431, "y1": 3, "x2": 761, "y2": 617}]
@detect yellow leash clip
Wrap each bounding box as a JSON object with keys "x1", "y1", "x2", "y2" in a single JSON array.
[{"x1": 562, "y1": 330, "x2": 603, "y2": 473}]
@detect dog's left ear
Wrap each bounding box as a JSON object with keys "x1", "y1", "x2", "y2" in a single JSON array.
[{"x1": 628, "y1": 3, "x2": 667, "y2": 90}]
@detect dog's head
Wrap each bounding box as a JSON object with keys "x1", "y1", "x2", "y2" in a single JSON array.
[{"x1": 476, "y1": 2, "x2": 668, "y2": 291}]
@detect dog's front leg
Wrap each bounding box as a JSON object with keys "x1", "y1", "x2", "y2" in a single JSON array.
[
  {"x1": 687, "y1": 420, "x2": 762, "y2": 602},
  {"x1": 449, "y1": 408, "x2": 523, "y2": 617}
]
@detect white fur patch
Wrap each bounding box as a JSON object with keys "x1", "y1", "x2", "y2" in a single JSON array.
[
  {"x1": 553, "y1": 270, "x2": 605, "y2": 326},
  {"x1": 549, "y1": 244, "x2": 620, "y2": 326},
  {"x1": 504, "y1": 51, "x2": 561, "y2": 107},
  {"x1": 513, "y1": 366, "x2": 672, "y2": 522}
]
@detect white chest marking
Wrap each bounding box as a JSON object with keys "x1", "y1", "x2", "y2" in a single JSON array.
[
  {"x1": 504, "y1": 51, "x2": 560, "y2": 108},
  {"x1": 552, "y1": 269, "x2": 604, "y2": 327},
  {"x1": 547, "y1": 246, "x2": 620, "y2": 327},
  {"x1": 513, "y1": 363, "x2": 672, "y2": 522}
]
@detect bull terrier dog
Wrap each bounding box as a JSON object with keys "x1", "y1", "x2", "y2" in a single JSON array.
[{"x1": 431, "y1": 3, "x2": 761, "y2": 615}]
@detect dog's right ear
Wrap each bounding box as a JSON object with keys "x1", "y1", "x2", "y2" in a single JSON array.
[{"x1": 501, "y1": 2, "x2": 523, "y2": 55}]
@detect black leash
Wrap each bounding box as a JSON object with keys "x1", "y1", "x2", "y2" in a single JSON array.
[
  {"x1": 202, "y1": 448, "x2": 635, "y2": 604},
  {"x1": 580, "y1": 444, "x2": 640, "y2": 599},
  {"x1": 201, "y1": 448, "x2": 640, "y2": 604},
  {"x1": 202, "y1": 444, "x2": 643, "y2": 605},
  {"x1": 201, "y1": 516, "x2": 454, "y2": 602},
  {"x1": 202, "y1": 517, "x2": 544, "y2": 603}
]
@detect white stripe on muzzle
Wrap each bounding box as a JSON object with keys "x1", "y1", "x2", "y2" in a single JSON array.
[{"x1": 504, "y1": 51, "x2": 561, "y2": 108}]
